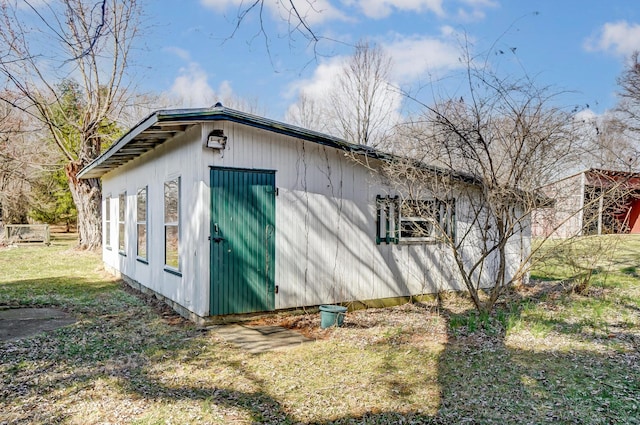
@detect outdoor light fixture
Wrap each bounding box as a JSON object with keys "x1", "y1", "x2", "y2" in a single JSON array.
[{"x1": 206, "y1": 129, "x2": 227, "y2": 149}]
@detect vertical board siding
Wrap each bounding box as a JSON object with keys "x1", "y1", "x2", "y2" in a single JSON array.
[
  {"x1": 531, "y1": 173, "x2": 585, "y2": 238},
  {"x1": 210, "y1": 168, "x2": 275, "y2": 315},
  {"x1": 102, "y1": 125, "x2": 210, "y2": 317},
  {"x1": 101, "y1": 120, "x2": 530, "y2": 319}
]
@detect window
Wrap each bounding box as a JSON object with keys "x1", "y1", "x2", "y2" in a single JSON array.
[
  {"x1": 376, "y1": 195, "x2": 399, "y2": 244},
  {"x1": 164, "y1": 178, "x2": 180, "y2": 270},
  {"x1": 137, "y1": 186, "x2": 147, "y2": 261},
  {"x1": 400, "y1": 200, "x2": 452, "y2": 241},
  {"x1": 118, "y1": 192, "x2": 126, "y2": 254},
  {"x1": 105, "y1": 196, "x2": 111, "y2": 248},
  {"x1": 376, "y1": 195, "x2": 455, "y2": 244}
]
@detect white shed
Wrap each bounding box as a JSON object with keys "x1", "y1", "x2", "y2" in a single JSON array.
[{"x1": 79, "y1": 105, "x2": 527, "y2": 322}]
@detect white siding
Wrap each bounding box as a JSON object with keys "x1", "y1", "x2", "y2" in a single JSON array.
[
  {"x1": 532, "y1": 173, "x2": 585, "y2": 238},
  {"x1": 102, "y1": 125, "x2": 210, "y2": 316},
  {"x1": 102, "y1": 120, "x2": 529, "y2": 318}
]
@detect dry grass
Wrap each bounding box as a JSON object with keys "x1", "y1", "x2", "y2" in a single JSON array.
[{"x1": 0, "y1": 234, "x2": 639, "y2": 424}]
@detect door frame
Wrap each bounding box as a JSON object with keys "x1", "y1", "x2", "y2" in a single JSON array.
[{"x1": 209, "y1": 166, "x2": 276, "y2": 316}]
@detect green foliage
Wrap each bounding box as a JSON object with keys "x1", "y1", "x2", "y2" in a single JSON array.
[
  {"x1": 52, "y1": 79, "x2": 84, "y2": 159},
  {"x1": 49, "y1": 79, "x2": 123, "y2": 161},
  {"x1": 29, "y1": 166, "x2": 77, "y2": 227},
  {"x1": 448, "y1": 304, "x2": 519, "y2": 336},
  {"x1": 26, "y1": 79, "x2": 122, "y2": 227}
]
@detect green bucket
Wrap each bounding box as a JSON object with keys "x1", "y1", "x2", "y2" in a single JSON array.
[{"x1": 319, "y1": 305, "x2": 348, "y2": 329}]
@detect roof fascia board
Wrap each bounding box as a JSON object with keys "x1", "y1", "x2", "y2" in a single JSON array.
[
  {"x1": 78, "y1": 112, "x2": 160, "y2": 179},
  {"x1": 78, "y1": 106, "x2": 480, "y2": 187},
  {"x1": 155, "y1": 109, "x2": 363, "y2": 155}
]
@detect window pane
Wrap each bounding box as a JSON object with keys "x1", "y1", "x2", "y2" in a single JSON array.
[
  {"x1": 137, "y1": 224, "x2": 147, "y2": 259},
  {"x1": 165, "y1": 225, "x2": 179, "y2": 268},
  {"x1": 164, "y1": 179, "x2": 179, "y2": 223},
  {"x1": 400, "y1": 200, "x2": 438, "y2": 239},
  {"x1": 119, "y1": 193, "x2": 126, "y2": 221},
  {"x1": 118, "y1": 192, "x2": 126, "y2": 252},
  {"x1": 400, "y1": 218, "x2": 433, "y2": 238},
  {"x1": 137, "y1": 187, "x2": 147, "y2": 221},
  {"x1": 119, "y1": 223, "x2": 125, "y2": 251},
  {"x1": 105, "y1": 197, "x2": 111, "y2": 246}
]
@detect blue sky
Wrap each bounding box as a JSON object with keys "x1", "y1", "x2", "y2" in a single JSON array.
[{"x1": 141, "y1": 0, "x2": 640, "y2": 121}]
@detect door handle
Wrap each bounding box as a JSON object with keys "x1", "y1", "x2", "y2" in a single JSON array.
[{"x1": 212, "y1": 223, "x2": 225, "y2": 243}]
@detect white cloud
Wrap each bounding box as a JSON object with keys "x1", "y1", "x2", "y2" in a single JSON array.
[
  {"x1": 285, "y1": 30, "x2": 465, "y2": 129},
  {"x1": 351, "y1": 0, "x2": 444, "y2": 19},
  {"x1": 286, "y1": 57, "x2": 344, "y2": 100},
  {"x1": 167, "y1": 62, "x2": 234, "y2": 108},
  {"x1": 200, "y1": 0, "x2": 346, "y2": 25},
  {"x1": 284, "y1": 54, "x2": 403, "y2": 144},
  {"x1": 585, "y1": 21, "x2": 640, "y2": 57},
  {"x1": 455, "y1": 0, "x2": 497, "y2": 22},
  {"x1": 164, "y1": 47, "x2": 191, "y2": 61},
  {"x1": 383, "y1": 32, "x2": 464, "y2": 81},
  {"x1": 217, "y1": 80, "x2": 234, "y2": 100},
  {"x1": 455, "y1": 8, "x2": 484, "y2": 21},
  {"x1": 574, "y1": 108, "x2": 597, "y2": 123}
]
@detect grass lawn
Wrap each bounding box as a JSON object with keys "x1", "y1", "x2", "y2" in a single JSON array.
[{"x1": 1, "y1": 235, "x2": 639, "y2": 424}]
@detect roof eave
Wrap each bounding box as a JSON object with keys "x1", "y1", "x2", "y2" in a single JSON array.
[
  {"x1": 78, "y1": 106, "x2": 387, "y2": 179},
  {"x1": 78, "y1": 112, "x2": 161, "y2": 179},
  {"x1": 77, "y1": 106, "x2": 482, "y2": 188}
]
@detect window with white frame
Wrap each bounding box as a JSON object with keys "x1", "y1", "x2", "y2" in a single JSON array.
[
  {"x1": 105, "y1": 196, "x2": 111, "y2": 248},
  {"x1": 376, "y1": 196, "x2": 455, "y2": 244},
  {"x1": 376, "y1": 195, "x2": 399, "y2": 244},
  {"x1": 118, "y1": 192, "x2": 126, "y2": 254},
  {"x1": 164, "y1": 178, "x2": 180, "y2": 270},
  {"x1": 137, "y1": 186, "x2": 147, "y2": 261}
]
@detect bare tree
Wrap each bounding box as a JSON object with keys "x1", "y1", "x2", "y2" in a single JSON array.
[
  {"x1": 328, "y1": 41, "x2": 397, "y2": 148},
  {"x1": 224, "y1": 0, "x2": 326, "y2": 60},
  {"x1": 574, "y1": 112, "x2": 638, "y2": 171},
  {"x1": 287, "y1": 41, "x2": 399, "y2": 148},
  {"x1": 379, "y1": 53, "x2": 582, "y2": 313},
  {"x1": 0, "y1": 93, "x2": 60, "y2": 225},
  {"x1": 0, "y1": 98, "x2": 31, "y2": 224},
  {"x1": 285, "y1": 91, "x2": 326, "y2": 131},
  {"x1": 616, "y1": 51, "x2": 640, "y2": 137},
  {"x1": 0, "y1": 0, "x2": 141, "y2": 249}
]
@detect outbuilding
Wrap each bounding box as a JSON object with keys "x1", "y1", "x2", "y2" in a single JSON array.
[
  {"x1": 532, "y1": 168, "x2": 640, "y2": 238},
  {"x1": 79, "y1": 105, "x2": 528, "y2": 323}
]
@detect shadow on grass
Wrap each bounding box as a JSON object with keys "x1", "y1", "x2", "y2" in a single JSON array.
[
  {"x1": 109, "y1": 290, "x2": 639, "y2": 424},
  {"x1": 117, "y1": 350, "x2": 441, "y2": 424},
  {"x1": 0, "y1": 284, "x2": 199, "y2": 423},
  {"x1": 433, "y1": 284, "x2": 640, "y2": 424},
  {"x1": 0, "y1": 277, "x2": 122, "y2": 315},
  {"x1": 436, "y1": 334, "x2": 639, "y2": 423},
  {"x1": 1, "y1": 280, "x2": 639, "y2": 423}
]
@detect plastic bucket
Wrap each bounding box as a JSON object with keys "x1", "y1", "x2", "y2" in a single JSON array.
[{"x1": 319, "y1": 305, "x2": 348, "y2": 329}]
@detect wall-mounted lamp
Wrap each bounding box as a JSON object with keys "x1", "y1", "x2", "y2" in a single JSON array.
[{"x1": 206, "y1": 129, "x2": 227, "y2": 149}]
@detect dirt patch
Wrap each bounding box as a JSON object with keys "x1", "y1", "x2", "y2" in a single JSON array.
[
  {"x1": 212, "y1": 324, "x2": 314, "y2": 353},
  {"x1": 246, "y1": 301, "x2": 446, "y2": 341},
  {"x1": 0, "y1": 307, "x2": 76, "y2": 341}
]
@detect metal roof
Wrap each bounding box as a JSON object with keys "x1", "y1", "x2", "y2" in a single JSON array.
[
  {"x1": 77, "y1": 105, "x2": 385, "y2": 179},
  {"x1": 78, "y1": 104, "x2": 481, "y2": 186}
]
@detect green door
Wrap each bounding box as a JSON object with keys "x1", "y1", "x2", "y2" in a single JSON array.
[{"x1": 210, "y1": 167, "x2": 276, "y2": 315}]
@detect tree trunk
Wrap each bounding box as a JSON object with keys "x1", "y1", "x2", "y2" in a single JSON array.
[{"x1": 65, "y1": 161, "x2": 101, "y2": 250}]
